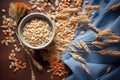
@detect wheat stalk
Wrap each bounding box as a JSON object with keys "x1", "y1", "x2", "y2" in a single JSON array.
[
  {"x1": 15, "y1": 31, "x2": 43, "y2": 71},
  {"x1": 96, "y1": 66, "x2": 112, "y2": 80},
  {"x1": 108, "y1": 33, "x2": 120, "y2": 40},
  {"x1": 85, "y1": 5, "x2": 100, "y2": 10},
  {"x1": 110, "y1": 2, "x2": 120, "y2": 10},
  {"x1": 95, "y1": 29, "x2": 112, "y2": 40},
  {"x1": 91, "y1": 41, "x2": 105, "y2": 49},
  {"x1": 103, "y1": 39, "x2": 120, "y2": 43},
  {"x1": 88, "y1": 23, "x2": 101, "y2": 33},
  {"x1": 25, "y1": 49, "x2": 43, "y2": 71},
  {"x1": 99, "y1": 50, "x2": 120, "y2": 56},
  {"x1": 62, "y1": 8, "x2": 79, "y2": 13},
  {"x1": 80, "y1": 40, "x2": 91, "y2": 54},
  {"x1": 81, "y1": 64, "x2": 91, "y2": 75},
  {"x1": 27, "y1": 53, "x2": 36, "y2": 80},
  {"x1": 73, "y1": 43, "x2": 82, "y2": 49},
  {"x1": 55, "y1": 13, "x2": 71, "y2": 19},
  {"x1": 70, "y1": 52, "x2": 86, "y2": 63}
]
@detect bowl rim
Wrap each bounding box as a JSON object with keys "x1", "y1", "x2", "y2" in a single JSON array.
[{"x1": 18, "y1": 12, "x2": 55, "y2": 49}]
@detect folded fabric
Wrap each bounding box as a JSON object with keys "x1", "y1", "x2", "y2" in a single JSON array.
[{"x1": 62, "y1": 0, "x2": 120, "y2": 80}]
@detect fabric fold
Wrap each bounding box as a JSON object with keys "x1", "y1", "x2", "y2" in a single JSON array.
[{"x1": 62, "y1": 0, "x2": 120, "y2": 80}]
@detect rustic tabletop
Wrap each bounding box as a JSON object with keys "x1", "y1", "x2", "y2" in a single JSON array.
[{"x1": 0, "y1": 0, "x2": 68, "y2": 80}]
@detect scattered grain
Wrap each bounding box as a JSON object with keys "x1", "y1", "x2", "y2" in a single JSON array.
[
  {"x1": 55, "y1": 0, "x2": 59, "y2": 6},
  {"x1": 62, "y1": 78, "x2": 66, "y2": 80},
  {"x1": 50, "y1": 75, "x2": 54, "y2": 80},
  {"x1": 49, "y1": 57, "x2": 68, "y2": 77},
  {"x1": 106, "y1": 66, "x2": 111, "y2": 73},
  {"x1": 31, "y1": 5, "x2": 37, "y2": 9},
  {"x1": 47, "y1": 69, "x2": 52, "y2": 73},
  {"x1": 9, "y1": 64, "x2": 13, "y2": 69},
  {"x1": 1, "y1": 9, "x2": 6, "y2": 12},
  {"x1": 80, "y1": 30, "x2": 85, "y2": 35},
  {"x1": 37, "y1": 7, "x2": 41, "y2": 11},
  {"x1": 62, "y1": 8, "x2": 79, "y2": 13}
]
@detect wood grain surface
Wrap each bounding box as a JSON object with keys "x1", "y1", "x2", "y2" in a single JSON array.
[{"x1": 0, "y1": 0, "x2": 67, "y2": 80}]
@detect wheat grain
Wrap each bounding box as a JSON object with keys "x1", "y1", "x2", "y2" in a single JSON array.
[
  {"x1": 31, "y1": 5, "x2": 37, "y2": 9},
  {"x1": 106, "y1": 66, "x2": 111, "y2": 73},
  {"x1": 55, "y1": 13, "x2": 70, "y2": 19},
  {"x1": 85, "y1": 5, "x2": 100, "y2": 10},
  {"x1": 75, "y1": 0, "x2": 83, "y2": 6},
  {"x1": 72, "y1": 14, "x2": 90, "y2": 23},
  {"x1": 23, "y1": 18, "x2": 52, "y2": 47},
  {"x1": 55, "y1": 0, "x2": 59, "y2": 6},
  {"x1": 62, "y1": 8, "x2": 79, "y2": 13},
  {"x1": 1, "y1": 9, "x2": 6, "y2": 12}
]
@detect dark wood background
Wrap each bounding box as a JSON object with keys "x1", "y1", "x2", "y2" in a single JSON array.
[{"x1": 0, "y1": 0, "x2": 67, "y2": 80}]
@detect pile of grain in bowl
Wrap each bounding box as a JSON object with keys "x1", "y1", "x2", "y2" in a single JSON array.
[{"x1": 23, "y1": 18, "x2": 52, "y2": 47}]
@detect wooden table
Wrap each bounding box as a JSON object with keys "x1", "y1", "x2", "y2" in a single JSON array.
[{"x1": 0, "y1": 0, "x2": 66, "y2": 80}]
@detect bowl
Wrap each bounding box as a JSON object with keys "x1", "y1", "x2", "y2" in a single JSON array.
[{"x1": 18, "y1": 12, "x2": 55, "y2": 49}]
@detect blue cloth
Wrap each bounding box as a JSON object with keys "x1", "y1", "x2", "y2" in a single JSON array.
[{"x1": 62, "y1": 0, "x2": 120, "y2": 80}]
